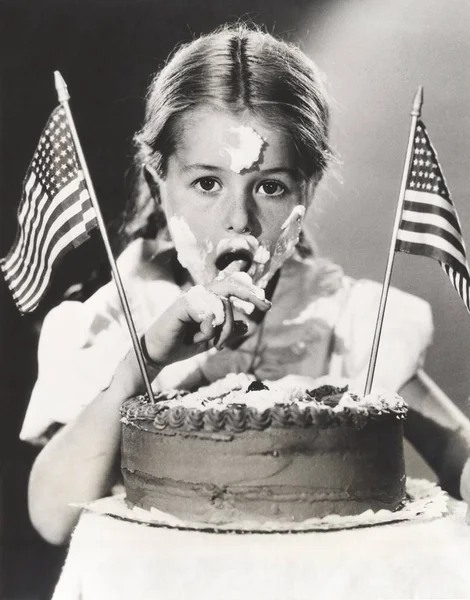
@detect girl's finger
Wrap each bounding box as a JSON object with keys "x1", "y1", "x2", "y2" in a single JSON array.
[
  {"x1": 212, "y1": 277, "x2": 271, "y2": 312},
  {"x1": 182, "y1": 286, "x2": 225, "y2": 327},
  {"x1": 215, "y1": 297, "x2": 234, "y2": 350},
  {"x1": 191, "y1": 315, "x2": 218, "y2": 344},
  {"x1": 199, "y1": 316, "x2": 217, "y2": 339}
]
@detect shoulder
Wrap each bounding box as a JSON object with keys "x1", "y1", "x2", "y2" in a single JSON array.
[
  {"x1": 343, "y1": 278, "x2": 433, "y2": 332},
  {"x1": 329, "y1": 277, "x2": 434, "y2": 391},
  {"x1": 278, "y1": 256, "x2": 432, "y2": 331},
  {"x1": 40, "y1": 238, "x2": 182, "y2": 345}
]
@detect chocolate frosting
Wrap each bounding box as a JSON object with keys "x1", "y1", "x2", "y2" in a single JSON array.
[{"x1": 120, "y1": 376, "x2": 408, "y2": 523}]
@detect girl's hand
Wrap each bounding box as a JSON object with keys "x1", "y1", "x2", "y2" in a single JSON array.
[{"x1": 141, "y1": 270, "x2": 271, "y2": 368}]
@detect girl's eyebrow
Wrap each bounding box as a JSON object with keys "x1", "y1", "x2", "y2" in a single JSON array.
[
  {"x1": 260, "y1": 167, "x2": 302, "y2": 179},
  {"x1": 181, "y1": 164, "x2": 224, "y2": 173},
  {"x1": 181, "y1": 164, "x2": 302, "y2": 178}
]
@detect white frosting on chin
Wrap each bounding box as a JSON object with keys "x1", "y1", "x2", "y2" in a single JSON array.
[{"x1": 221, "y1": 126, "x2": 265, "y2": 173}]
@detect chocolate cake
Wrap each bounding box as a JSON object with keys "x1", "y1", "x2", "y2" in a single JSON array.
[{"x1": 120, "y1": 374, "x2": 408, "y2": 524}]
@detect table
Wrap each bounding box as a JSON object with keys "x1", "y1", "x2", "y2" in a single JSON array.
[{"x1": 52, "y1": 493, "x2": 470, "y2": 600}]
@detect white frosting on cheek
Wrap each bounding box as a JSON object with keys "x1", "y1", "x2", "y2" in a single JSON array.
[
  {"x1": 281, "y1": 205, "x2": 306, "y2": 232},
  {"x1": 253, "y1": 244, "x2": 270, "y2": 264},
  {"x1": 253, "y1": 205, "x2": 306, "y2": 289},
  {"x1": 221, "y1": 126, "x2": 265, "y2": 173},
  {"x1": 168, "y1": 216, "x2": 213, "y2": 284},
  {"x1": 185, "y1": 285, "x2": 225, "y2": 327}
]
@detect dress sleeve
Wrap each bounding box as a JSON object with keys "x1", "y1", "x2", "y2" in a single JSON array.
[
  {"x1": 20, "y1": 292, "x2": 135, "y2": 444},
  {"x1": 331, "y1": 279, "x2": 434, "y2": 392},
  {"x1": 20, "y1": 240, "x2": 182, "y2": 444}
]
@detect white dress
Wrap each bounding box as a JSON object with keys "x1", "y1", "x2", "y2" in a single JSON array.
[{"x1": 20, "y1": 238, "x2": 433, "y2": 444}]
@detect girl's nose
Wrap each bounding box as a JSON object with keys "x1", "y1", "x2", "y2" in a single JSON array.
[{"x1": 224, "y1": 195, "x2": 253, "y2": 235}]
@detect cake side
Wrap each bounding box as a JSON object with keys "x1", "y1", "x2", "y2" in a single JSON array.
[
  {"x1": 121, "y1": 420, "x2": 406, "y2": 523},
  {"x1": 120, "y1": 375, "x2": 408, "y2": 524}
]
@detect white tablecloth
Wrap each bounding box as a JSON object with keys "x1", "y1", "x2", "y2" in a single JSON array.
[{"x1": 52, "y1": 496, "x2": 470, "y2": 600}]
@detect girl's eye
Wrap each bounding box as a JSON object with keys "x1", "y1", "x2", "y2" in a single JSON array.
[
  {"x1": 258, "y1": 181, "x2": 286, "y2": 197},
  {"x1": 194, "y1": 177, "x2": 221, "y2": 193}
]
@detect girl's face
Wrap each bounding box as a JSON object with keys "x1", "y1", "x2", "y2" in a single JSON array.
[{"x1": 156, "y1": 107, "x2": 313, "y2": 286}]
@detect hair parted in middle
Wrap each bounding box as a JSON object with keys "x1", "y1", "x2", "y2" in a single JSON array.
[{"x1": 122, "y1": 23, "x2": 333, "y2": 255}]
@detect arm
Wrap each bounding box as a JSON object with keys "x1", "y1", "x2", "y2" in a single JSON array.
[
  {"x1": 28, "y1": 349, "x2": 145, "y2": 545},
  {"x1": 400, "y1": 369, "x2": 470, "y2": 501},
  {"x1": 28, "y1": 273, "x2": 270, "y2": 544}
]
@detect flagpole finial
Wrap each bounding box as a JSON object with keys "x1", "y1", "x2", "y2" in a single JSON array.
[
  {"x1": 54, "y1": 71, "x2": 70, "y2": 103},
  {"x1": 411, "y1": 85, "x2": 423, "y2": 117}
]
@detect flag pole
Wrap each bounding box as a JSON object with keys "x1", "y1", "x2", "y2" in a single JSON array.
[
  {"x1": 54, "y1": 71, "x2": 155, "y2": 401},
  {"x1": 364, "y1": 86, "x2": 424, "y2": 395}
]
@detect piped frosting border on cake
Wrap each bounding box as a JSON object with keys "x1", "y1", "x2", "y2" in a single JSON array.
[{"x1": 120, "y1": 373, "x2": 408, "y2": 433}]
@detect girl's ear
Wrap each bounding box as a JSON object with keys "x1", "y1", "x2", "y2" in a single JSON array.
[{"x1": 143, "y1": 164, "x2": 163, "y2": 204}]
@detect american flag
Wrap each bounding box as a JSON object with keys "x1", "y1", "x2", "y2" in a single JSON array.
[
  {"x1": 1, "y1": 105, "x2": 97, "y2": 313},
  {"x1": 396, "y1": 119, "x2": 470, "y2": 313}
]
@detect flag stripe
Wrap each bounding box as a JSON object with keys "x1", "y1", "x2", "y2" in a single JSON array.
[
  {"x1": 20, "y1": 217, "x2": 94, "y2": 312},
  {"x1": 3, "y1": 171, "x2": 89, "y2": 273},
  {"x1": 12, "y1": 191, "x2": 97, "y2": 309},
  {"x1": 5, "y1": 176, "x2": 86, "y2": 283},
  {"x1": 2, "y1": 173, "x2": 46, "y2": 272},
  {"x1": 441, "y1": 264, "x2": 470, "y2": 312},
  {"x1": 396, "y1": 228, "x2": 467, "y2": 268},
  {"x1": 403, "y1": 198, "x2": 462, "y2": 234},
  {"x1": 396, "y1": 239, "x2": 469, "y2": 277},
  {"x1": 0, "y1": 105, "x2": 97, "y2": 313},
  {"x1": 11, "y1": 190, "x2": 89, "y2": 300},
  {"x1": 404, "y1": 188, "x2": 455, "y2": 211},
  {"x1": 401, "y1": 206, "x2": 463, "y2": 243},
  {"x1": 398, "y1": 216, "x2": 466, "y2": 257}
]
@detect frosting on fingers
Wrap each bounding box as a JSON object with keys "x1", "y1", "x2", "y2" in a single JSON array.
[{"x1": 184, "y1": 286, "x2": 225, "y2": 327}]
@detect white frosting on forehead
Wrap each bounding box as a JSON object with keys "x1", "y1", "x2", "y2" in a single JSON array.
[
  {"x1": 221, "y1": 125, "x2": 265, "y2": 173},
  {"x1": 167, "y1": 216, "x2": 213, "y2": 284}
]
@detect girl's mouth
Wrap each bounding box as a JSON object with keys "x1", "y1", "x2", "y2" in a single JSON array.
[{"x1": 215, "y1": 249, "x2": 253, "y2": 273}]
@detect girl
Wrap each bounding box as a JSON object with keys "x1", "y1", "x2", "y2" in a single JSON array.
[{"x1": 22, "y1": 24, "x2": 470, "y2": 545}]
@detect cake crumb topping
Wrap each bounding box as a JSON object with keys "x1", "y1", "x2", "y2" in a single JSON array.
[{"x1": 120, "y1": 373, "x2": 408, "y2": 432}]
